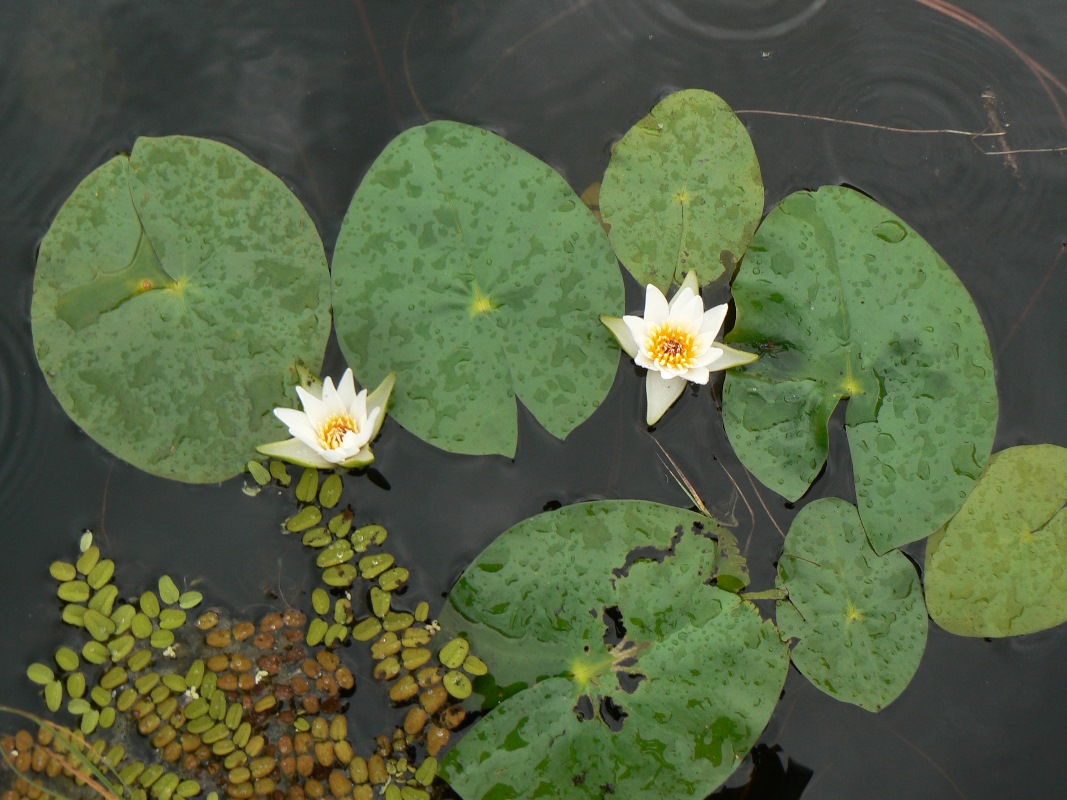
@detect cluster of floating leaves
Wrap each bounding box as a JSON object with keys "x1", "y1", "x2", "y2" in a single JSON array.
[{"x1": 4, "y1": 465, "x2": 490, "y2": 800}]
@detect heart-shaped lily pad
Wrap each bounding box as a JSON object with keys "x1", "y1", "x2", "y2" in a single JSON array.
[
  {"x1": 599, "y1": 89, "x2": 764, "y2": 288},
  {"x1": 723, "y1": 186, "x2": 998, "y2": 553},
  {"x1": 31, "y1": 136, "x2": 331, "y2": 483},
  {"x1": 776, "y1": 498, "x2": 928, "y2": 711},
  {"x1": 925, "y1": 444, "x2": 1067, "y2": 637},
  {"x1": 331, "y1": 122, "x2": 622, "y2": 457},
  {"x1": 438, "y1": 500, "x2": 788, "y2": 799}
]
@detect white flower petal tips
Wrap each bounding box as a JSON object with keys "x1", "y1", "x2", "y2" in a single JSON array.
[
  {"x1": 601, "y1": 271, "x2": 758, "y2": 425},
  {"x1": 257, "y1": 369, "x2": 396, "y2": 470}
]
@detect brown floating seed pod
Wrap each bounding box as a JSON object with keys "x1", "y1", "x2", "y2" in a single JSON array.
[
  {"x1": 367, "y1": 754, "x2": 388, "y2": 785},
  {"x1": 295, "y1": 754, "x2": 315, "y2": 778},
  {"x1": 205, "y1": 629, "x2": 231, "y2": 648},
  {"x1": 425, "y1": 725, "x2": 449, "y2": 757},
  {"x1": 419, "y1": 685, "x2": 447, "y2": 715},
  {"x1": 313, "y1": 741, "x2": 334, "y2": 768},
  {"x1": 403, "y1": 706, "x2": 429, "y2": 736},
  {"x1": 279, "y1": 755, "x2": 296, "y2": 779},
  {"x1": 232, "y1": 621, "x2": 256, "y2": 641},
  {"x1": 442, "y1": 704, "x2": 467, "y2": 730}
]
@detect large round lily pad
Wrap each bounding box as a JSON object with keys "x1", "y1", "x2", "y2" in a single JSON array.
[
  {"x1": 331, "y1": 122, "x2": 622, "y2": 458},
  {"x1": 776, "y1": 498, "x2": 928, "y2": 711},
  {"x1": 599, "y1": 89, "x2": 764, "y2": 288},
  {"x1": 438, "y1": 500, "x2": 788, "y2": 799},
  {"x1": 723, "y1": 186, "x2": 998, "y2": 554},
  {"x1": 31, "y1": 136, "x2": 331, "y2": 483},
  {"x1": 925, "y1": 444, "x2": 1067, "y2": 637}
]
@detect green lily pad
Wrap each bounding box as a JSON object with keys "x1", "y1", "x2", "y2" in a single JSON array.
[
  {"x1": 925, "y1": 444, "x2": 1067, "y2": 637},
  {"x1": 331, "y1": 122, "x2": 622, "y2": 457},
  {"x1": 722, "y1": 186, "x2": 998, "y2": 553},
  {"x1": 31, "y1": 135, "x2": 331, "y2": 482},
  {"x1": 599, "y1": 89, "x2": 764, "y2": 288},
  {"x1": 776, "y1": 498, "x2": 927, "y2": 711},
  {"x1": 438, "y1": 500, "x2": 787, "y2": 799}
]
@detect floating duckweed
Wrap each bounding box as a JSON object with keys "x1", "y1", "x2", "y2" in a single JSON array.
[
  {"x1": 302, "y1": 527, "x2": 331, "y2": 548},
  {"x1": 371, "y1": 632, "x2": 401, "y2": 660},
  {"x1": 161, "y1": 673, "x2": 187, "y2": 693},
  {"x1": 75, "y1": 545, "x2": 100, "y2": 576},
  {"x1": 312, "y1": 588, "x2": 330, "y2": 616},
  {"x1": 295, "y1": 468, "x2": 319, "y2": 503},
  {"x1": 84, "y1": 608, "x2": 117, "y2": 641},
  {"x1": 68, "y1": 698, "x2": 92, "y2": 715},
  {"x1": 26, "y1": 663, "x2": 55, "y2": 685},
  {"x1": 317, "y1": 474, "x2": 343, "y2": 508},
  {"x1": 159, "y1": 608, "x2": 187, "y2": 630},
  {"x1": 443, "y1": 670, "x2": 472, "y2": 700},
  {"x1": 127, "y1": 648, "x2": 153, "y2": 672},
  {"x1": 373, "y1": 658, "x2": 400, "y2": 682},
  {"x1": 196, "y1": 610, "x2": 220, "y2": 630},
  {"x1": 359, "y1": 553, "x2": 394, "y2": 580},
  {"x1": 112, "y1": 603, "x2": 136, "y2": 633},
  {"x1": 224, "y1": 702, "x2": 243, "y2": 730},
  {"x1": 89, "y1": 583, "x2": 119, "y2": 616},
  {"x1": 384, "y1": 782, "x2": 402, "y2": 800},
  {"x1": 322, "y1": 564, "x2": 358, "y2": 588},
  {"x1": 158, "y1": 575, "x2": 181, "y2": 606},
  {"x1": 140, "y1": 591, "x2": 162, "y2": 618},
  {"x1": 268, "y1": 460, "x2": 291, "y2": 485},
  {"x1": 86, "y1": 559, "x2": 115, "y2": 590},
  {"x1": 402, "y1": 648, "x2": 431, "y2": 671},
  {"x1": 352, "y1": 617, "x2": 383, "y2": 642},
  {"x1": 54, "y1": 646, "x2": 80, "y2": 671},
  {"x1": 66, "y1": 673, "x2": 87, "y2": 700},
  {"x1": 178, "y1": 591, "x2": 204, "y2": 609},
  {"x1": 306, "y1": 618, "x2": 329, "y2": 646},
  {"x1": 57, "y1": 580, "x2": 91, "y2": 603},
  {"x1": 383, "y1": 612, "x2": 414, "y2": 633},
  {"x1": 439, "y1": 637, "x2": 470, "y2": 669},
  {"x1": 462, "y1": 653, "x2": 489, "y2": 676},
  {"x1": 61, "y1": 603, "x2": 86, "y2": 627},
  {"x1": 130, "y1": 612, "x2": 154, "y2": 639},
  {"x1": 293, "y1": 717, "x2": 310, "y2": 733},
  {"x1": 414, "y1": 756, "x2": 438, "y2": 786},
  {"x1": 150, "y1": 629, "x2": 175, "y2": 649},
  {"x1": 316, "y1": 540, "x2": 354, "y2": 568},
  {"x1": 324, "y1": 624, "x2": 348, "y2": 646},
  {"x1": 286, "y1": 505, "x2": 322, "y2": 533},
  {"x1": 80, "y1": 708, "x2": 100, "y2": 735},
  {"x1": 90, "y1": 685, "x2": 112, "y2": 707},
  {"x1": 401, "y1": 786, "x2": 430, "y2": 800},
  {"x1": 370, "y1": 587, "x2": 391, "y2": 619},
  {"x1": 44, "y1": 679, "x2": 63, "y2": 712},
  {"x1": 378, "y1": 567, "x2": 409, "y2": 592},
  {"x1": 79, "y1": 530, "x2": 94, "y2": 552},
  {"x1": 351, "y1": 524, "x2": 387, "y2": 552},
  {"x1": 49, "y1": 560, "x2": 77, "y2": 581},
  {"x1": 247, "y1": 460, "x2": 271, "y2": 485},
  {"x1": 328, "y1": 510, "x2": 353, "y2": 537},
  {"x1": 401, "y1": 628, "x2": 431, "y2": 648},
  {"x1": 82, "y1": 640, "x2": 109, "y2": 665}
]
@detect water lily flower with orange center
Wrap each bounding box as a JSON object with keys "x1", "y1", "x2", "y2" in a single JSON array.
[
  {"x1": 257, "y1": 368, "x2": 396, "y2": 469},
  {"x1": 600, "y1": 271, "x2": 757, "y2": 425}
]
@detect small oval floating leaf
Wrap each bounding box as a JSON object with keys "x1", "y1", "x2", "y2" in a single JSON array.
[
  {"x1": 32, "y1": 135, "x2": 331, "y2": 483},
  {"x1": 776, "y1": 498, "x2": 927, "y2": 711},
  {"x1": 332, "y1": 121, "x2": 622, "y2": 457},
  {"x1": 439, "y1": 500, "x2": 783, "y2": 799},
  {"x1": 925, "y1": 444, "x2": 1067, "y2": 637},
  {"x1": 723, "y1": 186, "x2": 998, "y2": 553},
  {"x1": 600, "y1": 89, "x2": 764, "y2": 288}
]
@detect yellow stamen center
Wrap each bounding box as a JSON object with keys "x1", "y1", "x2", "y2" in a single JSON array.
[
  {"x1": 648, "y1": 324, "x2": 697, "y2": 371},
  {"x1": 317, "y1": 414, "x2": 359, "y2": 450}
]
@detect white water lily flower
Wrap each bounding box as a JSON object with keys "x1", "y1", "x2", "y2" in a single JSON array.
[
  {"x1": 257, "y1": 369, "x2": 396, "y2": 470},
  {"x1": 600, "y1": 270, "x2": 757, "y2": 426}
]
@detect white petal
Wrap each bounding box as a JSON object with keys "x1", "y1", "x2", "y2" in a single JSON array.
[
  {"x1": 691, "y1": 344, "x2": 724, "y2": 368},
  {"x1": 701, "y1": 303, "x2": 729, "y2": 337},
  {"x1": 336, "y1": 368, "x2": 358, "y2": 409},
  {"x1": 256, "y1": 438, "x2": 334, "y2": 469},
  {"x1": 706, "y1": 343, "x2": 760, "y2": 372},
  {"x1": 349, "y1": 388, "x2": 369, "y2": 421},
  {"x1": 273, "y1": 406, "x2": 311, "y2": 432},
  {"x1": 669, "y1": 291, "x2": 704, "y2": 332},
  {"x1": 319, "y1": 376, "x2": 349, "y2": 417},
  {"x1": 600, "y1": 315, "x2": 639, "y2": 358},
  {"x1": 645, "y1": 372, "x2": 688, "y2": 426},
  {"x1": 295, "y1": 385, "x2": 330, "y2": 430},
  {"x1": 667, "y1": 286, "x2": 694, "y2": 312},
  {"x1": 683, "y1": 366, "x2": 711, "y2": 384},
  {"x1": 634, "y1": 352, "x2": 657, "y2": 372},
  {"x1": 679, "y1": 269, "x2": 700, "y2": 296},
  {"x1": 622, "y1": 315, "x2": 649, "y2": 355},
  {"x1": 643, "y1": 284, "x2": 669, "y2": 324},
  {"x1": 365, "y1": 373, "x2": 396, "y2": 441}
]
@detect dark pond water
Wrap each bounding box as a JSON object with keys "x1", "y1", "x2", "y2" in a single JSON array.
[{"x1": 1, "y1": 1, "x2": 1066, "y2": 798}]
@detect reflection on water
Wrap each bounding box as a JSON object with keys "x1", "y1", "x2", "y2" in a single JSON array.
[{"x1": 1, "y1": 0, "x2": 1066, "y2": 798}]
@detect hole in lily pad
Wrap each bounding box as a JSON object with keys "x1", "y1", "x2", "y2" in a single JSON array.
[
  {"x1": 573, "y1": 694, "x2": 595, "y2": 721},
  {"x1": 602, "y1": 605, "x2": 627, "y2": 646},
  {"x1": 599, "y1": 695, "x2": 629, "y2": 732}
]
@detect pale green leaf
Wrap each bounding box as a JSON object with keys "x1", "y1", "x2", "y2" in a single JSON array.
[{"x1": 925, "y1": 444, "x2": 1067, "y2": 637}]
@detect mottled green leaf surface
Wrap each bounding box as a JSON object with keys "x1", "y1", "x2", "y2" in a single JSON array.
[
  {"x1": 331, "y1": 122, "x2": 622, "y2": 457},
  {"x1": 599, "y1": 89, "x2": 764, "y2": 288},
  {"x1": 925, "y1": 444, "x2": 1067, "y2": 637},
  {"x1": 776, "y1": 498, "x2": 927, "y2": 711},
  {"x1": 32, "y1": 136, "x2": 331, "y2": 482},
  {"x1": 723, "y1": 186, "x2": 998, "y2": 553},
  {"x1": 438, "y1": 501, "x2": 788, "y2": 799}
]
